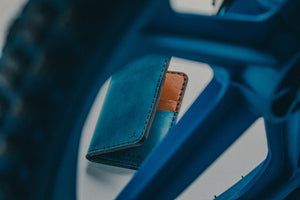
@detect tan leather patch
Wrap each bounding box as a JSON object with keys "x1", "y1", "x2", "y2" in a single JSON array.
[{"x1": 157, "y1": 71, "x2": 188, "y2": 112}]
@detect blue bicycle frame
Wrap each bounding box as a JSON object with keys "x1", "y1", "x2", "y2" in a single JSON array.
[
  {"x1": 99, "y1": 0, "x2": 300, "y2": 199},
  {"x1": 44, "y1": 0, "x2": 300, "y2": 199}
]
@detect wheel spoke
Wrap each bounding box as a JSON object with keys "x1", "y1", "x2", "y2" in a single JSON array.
[
  {"x1": 222, "y1": 112, "x2": 300, "y2": 199},
  {"x1": 146, "y1": 0, "x2": 276, "y2": 45},
  {"x1": 117, "y1": 74, "x2": 258, "y2": 200},
  {"x1": 140, "y1": 33, "x2": 278, "y2": 68},
  {"x1": 134, "y1": 0, "x2": 283, "y2": 68},
  {"x1": 103, "y1": 0, "x2": 283, "y2": 76}
]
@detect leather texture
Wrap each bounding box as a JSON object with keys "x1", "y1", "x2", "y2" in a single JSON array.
[
  {"x1": 157, "y1": 71, "x2": 188, "y2": 112},
  {"x1": 86, "y1": 55, "x2": 188, "y2": 169},
  {"x1": 90, "y1": 110, "x2": 177, "y2": 169},
  {"x1": 87, "y1": 55, "x2": 170, "y2": 155}
]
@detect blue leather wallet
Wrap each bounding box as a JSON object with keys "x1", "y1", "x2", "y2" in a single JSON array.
[{"x1": 86, "y1": 55, "x2": 187, "y2": 169}]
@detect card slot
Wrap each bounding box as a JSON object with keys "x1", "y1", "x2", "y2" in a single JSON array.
[
  {"x1": 157, "y1": 99, "x2": 178, "y2": 111},
  {"x1": 157, "y1": 71, "x2": 188, "y2": 112}
]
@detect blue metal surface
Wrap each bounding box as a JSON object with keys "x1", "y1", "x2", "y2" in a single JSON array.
[
  {"x1": 111, "y1": 0, "x2": 300, "y2": 199},
  {"x1": 0, "y1": 0, "x2": 299, "y2": 199},
  {"x1": 43, "y1": 0, "x2": 300, "y2": 198}
]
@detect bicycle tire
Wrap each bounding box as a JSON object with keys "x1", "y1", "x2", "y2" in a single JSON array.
[{"x1": 0, "y1": 0, "x2": 150, "y2": 199}]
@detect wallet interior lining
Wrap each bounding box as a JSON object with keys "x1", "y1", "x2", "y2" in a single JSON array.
[{"x1": 157, "y1": 71, "x2": 188, "y2": 112}]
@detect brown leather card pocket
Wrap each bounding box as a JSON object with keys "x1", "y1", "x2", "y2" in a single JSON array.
[{"x1": 157, "y1": 71, "x2": 188, "y2": 112}]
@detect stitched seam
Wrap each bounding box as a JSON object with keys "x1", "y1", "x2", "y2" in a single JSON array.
[
  {"x1": 167, "y1": 71, "x2": 188, "y2": 127},
  {"x1": 89, "y1": 58, "x2": 169, "y2": 153}
]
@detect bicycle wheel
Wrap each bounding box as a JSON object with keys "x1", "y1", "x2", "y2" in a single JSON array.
[
  {"x1": 0, "y1": 0, "x2": 300, "y2": 199},
  {"x1": 0, "y1": 0, "x2": 156, "y2": 199}
]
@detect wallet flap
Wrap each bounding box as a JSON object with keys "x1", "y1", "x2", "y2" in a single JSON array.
[{"x1": 87, "y1": 56, "x2": 170, "y2": 155}]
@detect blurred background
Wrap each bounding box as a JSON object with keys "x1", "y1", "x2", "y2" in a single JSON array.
[{"x1": 0, "y1": 0, "x2": 268, "y2": 199}]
